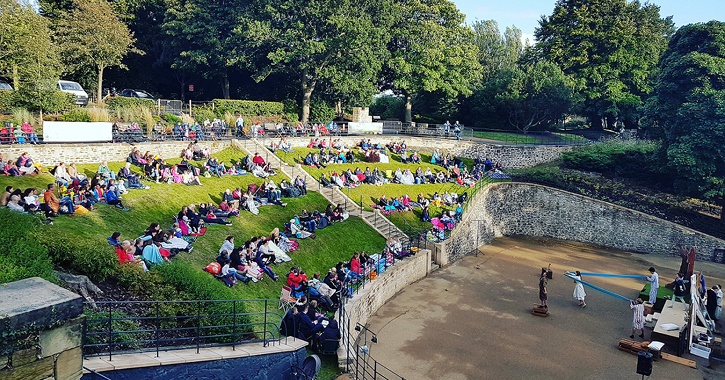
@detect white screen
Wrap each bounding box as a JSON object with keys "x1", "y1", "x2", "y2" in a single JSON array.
[{"x1": 42, "y1": 121, "x2": 113, "y2": 143}]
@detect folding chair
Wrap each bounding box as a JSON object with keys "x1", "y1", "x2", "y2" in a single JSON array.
[{"x1": 279, "y1": 285, "x2": 298, "y2": 313}]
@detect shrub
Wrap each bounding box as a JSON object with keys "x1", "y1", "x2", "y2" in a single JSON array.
[
  {"x1": 562, "y1": 139, "x2": 663, "y2": 180},
  {"x1": 309, "y1": 101, "x2": 335, "y2": 122},
  {"x1": 212, "y1": 99, "x2": 284, "y2": 116},
  {"x1": 283, "y1": 99, "x2": 300, "y2": 123},
  {"x1": 11, "y1": 108, "x2": 35, "y2": 125},
  {"x1": 162, "y1": 113, "x2": 182, "y2": 124},
  {"x1": 192, "y1": 107, "x2": 216, "y2": 124},
  {"x1": 370, "y1": 94, "x2": 404, "y2": 120},
  {"x1": 0, "y1": 209, "x2": 54, "y2": 284},
  {"x1": 88, "y1": 106, "x2": 111, "y2": 122},
  {"x1": 106, "y1": 97, "x2": 156, "y2": 110},
  {"x1": 13, "y1": 89, "x2": 75, "y2": 114},
  {"x1": 34, "y1": 229, "x2": 117, "y2": 281},
  {"x1": 0, "y1": 90, "x2": 17, "y2": 112},
  {"x1": 57, "y1": 107, "x2": 91, "y2": 122}
]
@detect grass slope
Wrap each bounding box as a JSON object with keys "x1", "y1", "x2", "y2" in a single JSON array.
[{"x1": 0, "y1": 147, "x2": 386, "y2": 301}]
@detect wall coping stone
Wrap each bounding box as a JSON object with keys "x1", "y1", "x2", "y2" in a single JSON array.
[{"x1": 0, "y1": 277, "x2": 83, "y2": 334}]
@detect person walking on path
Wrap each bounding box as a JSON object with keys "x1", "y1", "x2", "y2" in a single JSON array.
[
  {"x1": 646, "y1": 267, "x2": 659, "y2": 304},
  {"x1": 566, "y1": 270, "x2": 586, "y2": 307},
  {"x1": 630, "y1": 298, "x2": 645, "y2": 339},
  {"x1": 539, "y1": 264, "x2": 550, "y2": 308}
]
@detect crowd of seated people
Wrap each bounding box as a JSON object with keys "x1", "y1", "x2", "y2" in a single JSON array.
[
  {"x1": 280, "y1": 295, "x2": 341, "y2": 347},
  {"x1": 270, "y1": 137, "x2": 295, "y2": 153},
  {"x1": 181, "y1": 141, "x2": 211, "y2": 161},
  {"x1": 0, "y1": 152, "x2": 40, "y2": 176},
  {"x1": 286, "y1": 204, "x2": 348, "y2": 237},
  {"x1": 177, "y1": 203, "x2": 233, "y2": 233}
]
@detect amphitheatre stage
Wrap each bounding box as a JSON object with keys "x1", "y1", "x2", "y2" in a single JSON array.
[{"x1": 364, "y1": 237, "x2": 725, "y2": 380}]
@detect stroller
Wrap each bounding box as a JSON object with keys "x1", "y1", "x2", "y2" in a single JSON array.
[{"x1": 290, "y1": 355, "x2": 321, "y2": 380}]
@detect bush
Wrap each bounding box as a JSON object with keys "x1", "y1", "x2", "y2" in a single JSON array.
[
  {"x1": 562, "y1": 139, "x2": 663, "y2": 180},
  {"x1": 283, "y1": 99, "x2": 300, "y2": 123},
  {"x1": 34, "y1": 230, "x2": 117, "y2": 281},
  {"x1": 106, "y1": 97, "x2": 156, "y2": 110},
  {"x1": 212, "y1": 99, "x2": 284, "y2": 116},
  {"x1": 0, "y1": 90, "x2": 18, "y2": 112},
  {"x1": 162, "y1": 113, "x2": 182, "y2": 124},
  {"x1": 370, "y1": 94, "x2": 404, "y2": 120},
  {"x1": 11, "y1": 108, "x2": 35, "y2": 125},
  {"x1": 57, "y1": 107, "x2": 91, "y2": 122},
  {"x1": 11, "y1": 89, "x2": 75, "y2": 114},
  {"x1": 192, "y1": 107, "x2": 216, "y2": 124},
  {"x1": 0, "y1": 209, "x2": 54, "y2": 284},
  {"x1": 309, "y1": 101, "x2": 335, "y2": 122}
]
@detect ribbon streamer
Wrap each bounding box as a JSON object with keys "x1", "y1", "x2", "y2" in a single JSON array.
[
  {"x1": 563, "y1": 272, "x2": 632, "y2": 301},
  {"x1": 578, "y1": 272, "x2": 647, "y2": 279}
]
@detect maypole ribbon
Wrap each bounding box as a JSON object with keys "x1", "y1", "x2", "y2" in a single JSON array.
[
  {"x1": 578, "y1": 272, "x2": 648, "y2": 280},
  {"x1": 563, "y1": 272, "x2": 632, "y2": 301}
]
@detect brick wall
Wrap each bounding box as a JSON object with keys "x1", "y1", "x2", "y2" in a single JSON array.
[
  {"x1": 266, "y1": 136, "x2": 574, "y2": 169},
  {"x1": 444, "y1": 182, "x2": 725, "y2": 263},
  {"x1": 0, "y1": 141, "x2": 230, "y2": 167}
]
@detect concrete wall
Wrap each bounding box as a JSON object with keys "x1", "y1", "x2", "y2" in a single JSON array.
[
  {"x1": 0, "y1": 277, "x2": 85, "y2": 380},
  {"x1": 270, "y1": 136, "x2": 574, "y2": 169},
  {"x1": 337, "y1": 249, "x2": 432, "y2": 369},
  {"x1": 444, "y1": 182, "x2": 725, "y2": 263},
  {"x1": 0, "y1": 141, "x2": 230, "y2": 167}
]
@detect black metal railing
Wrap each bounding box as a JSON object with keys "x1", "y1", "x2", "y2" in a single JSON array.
[{"x1": 82, "y1": 299, "x2": 286, "y2": 360}]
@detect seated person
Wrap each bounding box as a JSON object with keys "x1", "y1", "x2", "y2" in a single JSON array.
[{"x1": 118, "y1": 162, "x2": 148, "y2": 189}]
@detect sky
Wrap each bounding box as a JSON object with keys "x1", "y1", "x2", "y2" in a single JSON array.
[{"x1": 453, "y1": 0, "x2": 725, "y2": 44}]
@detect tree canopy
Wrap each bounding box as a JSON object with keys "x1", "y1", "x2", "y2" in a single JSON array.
[
  {"x1": 644, "y1": 21, "x2": 725, "y2": 216},
  {"x1": 535, "y1": 0, "x2": 674, "y2": 129},
  {"x1": 472, "y1": 20, "x2": 523, "y2": 80}
]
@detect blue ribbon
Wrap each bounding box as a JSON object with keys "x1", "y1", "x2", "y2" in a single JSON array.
[
  {"x1": 563, "y1": 272, "x2": 632, "y2": 301},
  {"x1": 578, "y1": 272, "x2": 647, "y2": 279}
]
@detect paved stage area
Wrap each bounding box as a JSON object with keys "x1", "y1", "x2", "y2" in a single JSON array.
[{"x1": 364, "y1": 237, "x2": 725, "y2": 380}]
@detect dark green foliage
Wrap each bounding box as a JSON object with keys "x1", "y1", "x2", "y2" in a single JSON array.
[
  {"x1": 162, "y1": 113, "x2": 182, "y2": 124},
  {"x1": 644, "y1": 21, "x2": 725, "y2": 205},
  {"x1": 309, "y1": 101, "x2": 335, "y2": 123},
  {"x1": 0, "y1": 90, "x2": 17, "y2": 112},
  {"x1": 0, "y1": 209, "x2": 54, "y2": 284},
  {"x1": 212, "y1": 99, "x2": 284, "y2": 116},
  {"x1": 57, "y1": 107, "x2": 91, "y2": 122},
  {"x1": 106, "y1": 97, "x2": 156, "y2": 110},
  {"x1": 33, "y1": 229, "x2": 117, "y2": 281},
  {"x1": 8, "y1": 89, "x2": 75, "y2": 114},
  {"x1": 370, "y1": 94, "x2": 405, "y2": 120},
  {"x1": 562, "y1": 139, "x2": 663, "y2": 180}
]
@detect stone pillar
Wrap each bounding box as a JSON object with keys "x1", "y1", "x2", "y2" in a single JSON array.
[{"x1": 0, "y1": 277, "x2": 84, "y2": 380}]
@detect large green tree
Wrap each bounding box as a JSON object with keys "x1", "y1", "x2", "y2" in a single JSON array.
[
  {"x1": 0, "y1": 0, "x2": 59, "y2": 92},
  {"x1": 645, "y1": 21, "x2": 725, "y2": 221},
  {"x1": 55, "y1": 0, "x2": 139, "y2": 102},
  {"x1": 237, "y1": 0, "x2": 392, "y2": 122},
  {"x1": 381, "y1": 0, "x2": 481, "y2": 122},
  {"x1": 472, "y1": 20, "x2": 523, "y2": 80},
  {"x1": 535, "y1": 0, "x2": 674, "y2": 129}
]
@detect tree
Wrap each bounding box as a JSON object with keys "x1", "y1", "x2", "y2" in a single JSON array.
[
  {"x1": 163, "y1": 0, "x2": 247, "y2": 99},
  {"x1": 55, "y1": 0, "x2": 139, "y2": 102},
  {"x1": 381, "y1": 0, "x2": 482, "y2": 122},
  {"x1": 237, "y1": 0, "x2": 392, "y2": 122},
  {"x1": 535, "y1": 0, "x2": 674, "y2": 129},
  {"x1": 496, "y1": 61, "x2": 573, "y2": 132},
  {"x1": 644, "y1": 21, "x2": 725, "y2": 221},
  {"x1": 0, "y1": 0, "x2": 59, "y2": 92},
  {"x1": 471, "y1": 20, "x2": 523, "y2": 80}
]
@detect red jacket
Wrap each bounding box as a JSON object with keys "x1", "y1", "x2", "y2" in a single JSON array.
[
  {"x1": 287, "y1": 272, "x2": 307, "y2": 288},
  {"x1": 351, "y1": 258, "x2": 361, "y2": 274},
  {"x1": 252, "y1": 155, "x2": 265, "y2": 166}
]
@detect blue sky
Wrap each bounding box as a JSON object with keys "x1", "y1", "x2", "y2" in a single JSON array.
[{"x1": 453, "y1": 0, "x2": 725, "y2": 43}]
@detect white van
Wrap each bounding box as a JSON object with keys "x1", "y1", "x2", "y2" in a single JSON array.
[{"x1": 58, "y1": 80, "x2": 89, "y2": 106}]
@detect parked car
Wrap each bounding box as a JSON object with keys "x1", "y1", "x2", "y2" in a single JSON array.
[
  {"x1": 0, "y1": 80, "x2": 13, "y2": 91},
  {"x1": 58, "y1": 80, "x2": 88, "y2": 106},
  {"x1": 119, "y1": 89, "x2": 157, "y2": 101}
]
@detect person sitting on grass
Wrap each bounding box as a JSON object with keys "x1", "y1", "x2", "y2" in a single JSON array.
[
  {"x1": 44, "y1": 183, "x2": 75, "y2": 216},
  {"x1": 251, "y1": 246, "x2": 278, "y2": 281},
  {"x1": 142, "y1": 240, "x2": 168, "y2": 266},
  {"x1": 116, "y1": 240, "x2": 148, "y2": 272},
  {"x1": 73, "y1": 187, "x2": 95, "y2": 211},
  {"x1": 98, "y1": 160, "x2": 116, "y2": 180},
  {"x1": 53, "y1": 162, "x2": 71, "y2": 185},
  {"x1": 7, "y1": 195, "x2": 25, "y2": 213},
  {"x1": 119, "y1": 162, "x2": 148, "y2": 189},
  {"x1": 105, "y1": 180, "x2": 128, "y2": 211}
]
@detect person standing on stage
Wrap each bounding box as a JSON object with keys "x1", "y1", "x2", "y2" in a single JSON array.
[
  {"x1": 539, "y1": 264, "x2": 550, "y2": 308},
  {"x1": 646, "y1": 267, "x2": 659, "y2": 304},
  {"x1": 630, "y1": 298, "x2": 645, "y2": 339},
  {"x1": 567, "y1": 270, "x2": 587, "y2": 308}
]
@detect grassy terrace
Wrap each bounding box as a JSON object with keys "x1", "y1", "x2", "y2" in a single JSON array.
[
  {"x1": 472, "y1": 130, "x2": 590, "y2": 144},
  {"x1": 276, "y1": 147, "x2": 479, "y2": 222},
  {"x1": 0, "y1": 147, "x2": 386, "y2": 301}
]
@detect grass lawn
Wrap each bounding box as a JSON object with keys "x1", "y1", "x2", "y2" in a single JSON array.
[
  {"x1": 472, "y1": 130, "x2": 589, "y2": 144},
  {"x1": 0, "y1": 147, "x2": 386, "y2": 302}
]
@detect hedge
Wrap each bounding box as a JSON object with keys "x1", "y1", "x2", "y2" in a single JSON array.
[
  {"x1": 212, "y1": 99, "x2": 284, "y2": 116},
  {"x1": 106, "y1": 97, "x2": 157, "y2": 110},
  {"x1": 0, "y1": 209, "x2": 54, "y2": 284},
  {"x1": 0, "y1": 90, "x2": 17, "y2": 112},
  {"x1": 33, "y1": 229, "x2": 117, "y2": 281},
  {"x1": 0, "y1": 90, "x2": 75, "y2": 114}
]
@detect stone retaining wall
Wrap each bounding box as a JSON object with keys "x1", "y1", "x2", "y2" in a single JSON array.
[
  {"x1": 0, "y1": 141, "x2": 230, "y2": 167},
  {"x1": 445, "y1": 182, "x2": 725, "y2": 263},
  {"x1": 266, "y1": 136, "x2": 574, "y2": 169},
  {"x1": 338, "y1": 249, "x2": 432, "y2": 369}
]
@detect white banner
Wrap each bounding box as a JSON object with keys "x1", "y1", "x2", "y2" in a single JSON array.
[
  {"x1": 347, "y1": 122, "x2": 383, "y2": 134},
  {"x1": 42, "y1": 121, "x2": 113, "y2": 143}
]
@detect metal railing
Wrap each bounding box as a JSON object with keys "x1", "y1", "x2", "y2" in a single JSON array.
[{"x1": 82, "y1": 299, "x2": 286, "y2": 360}]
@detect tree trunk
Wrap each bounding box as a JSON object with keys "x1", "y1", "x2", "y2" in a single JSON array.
[
  {"x1": 97, "y1": 65, "x2": 104, "y2": 104},
  {"x1": 221, "y1": 72, "x2": 230, "y2": 99},
  {"x1": 404, "y1": 93, "x2": 413, "y2": 123},
  {"x1": 589, "y1": 114, "x2": 603, "y2": 130},
  {"x1": 12, "y1": 65, "x2": 18, "y2": 91},
  {"x1": 335, "y1": 100, "x2": 342, "y2": 118},
  {"x1": 301, "y1": 79, "x2": 316, "y2": 124}
]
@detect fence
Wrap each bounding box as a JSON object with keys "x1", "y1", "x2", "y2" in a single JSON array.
[{"x1": 82, "y1": 299, "x2": 286, "y2": 361}]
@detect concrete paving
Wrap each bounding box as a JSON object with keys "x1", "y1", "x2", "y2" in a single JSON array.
[{"x1": 364, "y1": 237, "x2": 725, "y2": 380}]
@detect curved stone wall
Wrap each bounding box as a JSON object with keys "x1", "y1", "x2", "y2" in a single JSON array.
[{"x1": 446, "y1": 182, "x2": 725, "y2": 263}]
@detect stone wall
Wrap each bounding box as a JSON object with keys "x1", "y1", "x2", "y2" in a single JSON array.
[
  {"x1": 0, "y1": 277, "x2": 85, "y2": 380},
  {"x1": 445, "y1": 182, "x2": 725, "y2": 263},
  {"x1": 265, "y1": 136, "x2": 574, "y2": 169},
  {"x1": 0, "y1": 141, "x2": 230, "y2": 167},
  {"x1": 337, "y1": 249, "x2": 432, "y2": 369}
]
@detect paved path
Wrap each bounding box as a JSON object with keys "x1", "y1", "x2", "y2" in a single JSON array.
[{"x1": 364, "y1": 237, "x2": 725, "y2": 380}]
